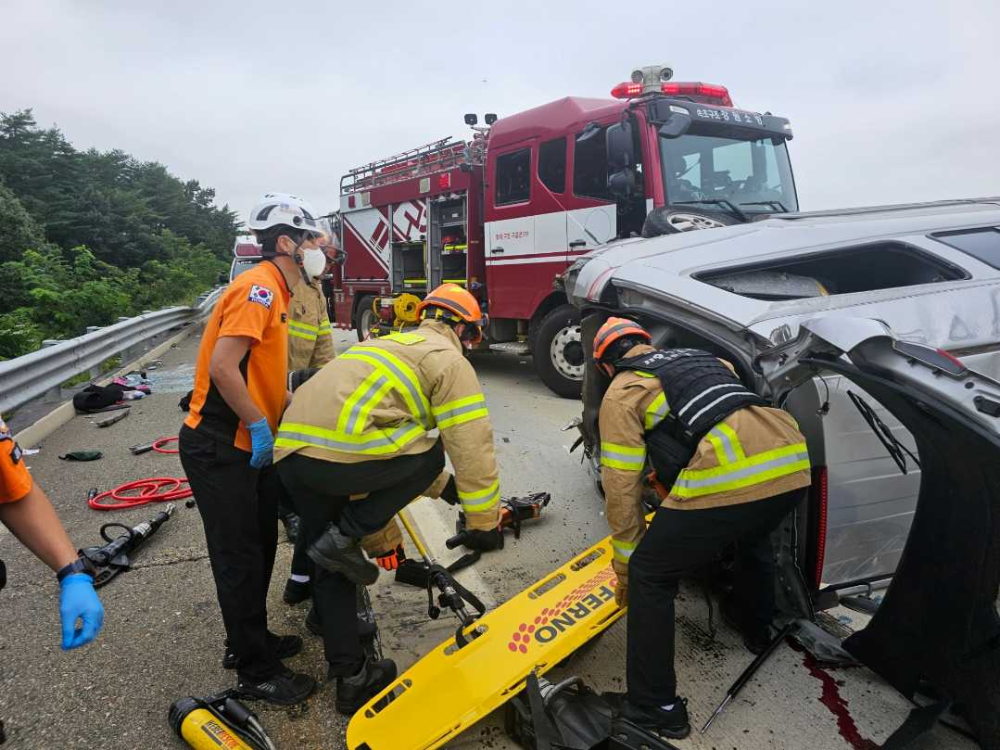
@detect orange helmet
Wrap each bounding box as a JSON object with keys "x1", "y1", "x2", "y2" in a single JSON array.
[
  {"x1": 417, "y1": 284, "x2": 487, "y2": 345},
  {"x1": 593, "y1": 317, "x2": 651, "y2": 362}
]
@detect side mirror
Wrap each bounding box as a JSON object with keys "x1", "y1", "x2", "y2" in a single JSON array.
[
  {"x1": 658, "y1": 112, "x2": 691, "y2": 139},
  {"x1": 606, "y1": 121, "x2": 634, "y2": 170},
  {"x1": 608, "y1": 169, "x2": 636, "y2": 198}
]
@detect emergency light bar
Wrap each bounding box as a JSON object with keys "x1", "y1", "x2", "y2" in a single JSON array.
[{"x1": 611, "y1": 80, "x2": 733, "y2": 107}]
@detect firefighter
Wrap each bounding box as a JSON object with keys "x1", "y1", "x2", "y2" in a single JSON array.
[
  {"x1": 0, "y1": 415, "x2": 104, "y2": 651},
  {"x1": 274, "y1": 283, "x2": 502, "y2": 715},
  {"x1": 593, "y1": 318, "x2": 811, "y2": 739},
  {"x1": 178, "y1": 193, "x2": 324, "y2": 705}
]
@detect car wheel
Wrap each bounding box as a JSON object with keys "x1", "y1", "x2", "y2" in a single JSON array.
[
  {"x1": 642, "y1": 206, "x2": 737, "y2": 237},
  {"x1": 354, "y1": 295, "x2": 377, "y2": 341},
  {"x1": 533, "y1": 304, "x2": 584, "y2": 399}
]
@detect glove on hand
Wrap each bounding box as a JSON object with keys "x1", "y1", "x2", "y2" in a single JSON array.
[
  {"x1": 462, "y1": 526, "x2": 504, "y2": 552},
  {"x1": 247, "y1": 417, "x2": 274, "y2": 468},
  {"x1": 374, "y1": 545, "x2": 406, "y2": 571},
  {"x1": 59, "y1": 573, "x2": 104, "y2": 650},
  {"x1": 440, "y1": 476, "x2": 459, "y2": 506}
]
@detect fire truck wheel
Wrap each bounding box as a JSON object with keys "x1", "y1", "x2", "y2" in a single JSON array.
[
  {"x1": 355, "y1": 295, "x2": 377, "y2": 341},
  {"x1": 641, "y1": 206, "x2": 736, "y2": 237},
  {"x1": 533, "y1": 304, "x2": 584, "y2": 399}
]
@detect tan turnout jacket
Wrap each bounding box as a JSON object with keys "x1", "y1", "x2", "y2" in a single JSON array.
[
  {"x1": 287, "y1": 279, "x2": 335, "y2": 370},
  {"x1": 275, "y1": 319, "x2": 501, "y2": 531},
  {"x1": 598, "y1": 343, "x2": 810, "y2": 582}
]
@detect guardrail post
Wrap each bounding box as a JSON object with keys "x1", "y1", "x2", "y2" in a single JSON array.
[
  {"x1": 86, "y1": 327, "x2": 104, "y2": 379},
  {"x1": 40, "y1": 340, "x2": 64, "y2": 399}
]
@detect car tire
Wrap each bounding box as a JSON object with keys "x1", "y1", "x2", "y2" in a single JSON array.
[
  {"x1": 532, "y1": 304, "x2": 584, "y2": 399},
  {"x1": 642, "y1": 205, "x2": 737, "y2": 237},
  {"x1": 354, "y1": 295, "x2": 377, "y2": 341}
]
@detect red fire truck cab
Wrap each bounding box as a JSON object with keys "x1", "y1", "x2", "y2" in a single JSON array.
[{"x1": 332, "y1": 66, "x2": 798, "y2": 397}]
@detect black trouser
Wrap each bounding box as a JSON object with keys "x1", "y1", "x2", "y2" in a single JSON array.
[
  {"x1": 179, "y1": 425, "x2": 281, "y2": 680},
  {"x1": 277, "y1": 441, "x2": 445, "y2": 674},
  {"x1": 277, "y1": 481, "x2": 312, "y2": 579},
  {"x1": 626, "y1": 488, "x2": 806, "y2": 706}
]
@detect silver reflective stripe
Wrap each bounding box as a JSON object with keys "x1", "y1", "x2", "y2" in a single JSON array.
[
  {"x1": 676, "y1": 382, "x2": 742, "y2": 418},
  {"x1": 673, "y1": 450, "x2": 809, "y2": 490},
  {"x1": 708, "y1": 426, "x2": 738, "y2": 464},
  {"x1": 277, "y1": 423, "x2": 418, "y2": 452},
  {"x1": 349, "y1": 348, "x2": 430, "y2": 427},
  {"x1": 345, "y1": 375, "x2": 388, "y2": 434},
  {"x1": 434, "y1": 399, "x2": 485, "y2": 423},
  {"x1": 601, "y1": 447, "x2": 645, "y2": 464},
  {"x1": 686, "y1": 389, "x2": 754, "y2": 426}
]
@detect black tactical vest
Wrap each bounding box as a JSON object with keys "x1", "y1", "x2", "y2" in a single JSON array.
[{"x1": 616, "y1": 348, "x2": 766, "y2": 489}]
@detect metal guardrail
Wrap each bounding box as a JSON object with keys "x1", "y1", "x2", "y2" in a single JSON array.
[{"x1": 0, "y1": 286, "x2": 225, "y2": 414}]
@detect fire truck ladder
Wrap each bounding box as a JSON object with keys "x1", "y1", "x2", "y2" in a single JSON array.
[{"x1": 341, "y1": 137, "x2": 477, "y2": 194}]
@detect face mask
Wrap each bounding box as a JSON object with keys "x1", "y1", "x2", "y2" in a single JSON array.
[{"x1": 302, "y1": 247, "x2": 327, "y2": 279}]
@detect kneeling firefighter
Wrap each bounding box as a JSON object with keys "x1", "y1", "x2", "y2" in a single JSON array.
[
  {"x1": 274, "y1": 283, "x2": 503, "y2": 715},
  {"x1": 594, "y1": 318, "x2": 810, "y2": 739}
]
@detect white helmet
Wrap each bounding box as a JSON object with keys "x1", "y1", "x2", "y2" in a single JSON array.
[{"x1": 248, "y1": 192, "x2": 323, "y2": 237}]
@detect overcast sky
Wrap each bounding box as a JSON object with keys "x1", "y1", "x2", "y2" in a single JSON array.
[{"x1": 3, "y1": 0, "x2": 998, "y2": 222}]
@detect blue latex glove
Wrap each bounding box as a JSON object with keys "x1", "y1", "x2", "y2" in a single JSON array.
[
  {"x1": 59, "y1": 573, "x2": 104, "y2": 650},
  {"x1": 248, "y1": 417, "x2": 274, "y2": 468}
]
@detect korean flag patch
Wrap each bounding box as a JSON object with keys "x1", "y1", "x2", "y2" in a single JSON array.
[{"x1": 248, "y1": 284, "x2": 274, "y2": 309}]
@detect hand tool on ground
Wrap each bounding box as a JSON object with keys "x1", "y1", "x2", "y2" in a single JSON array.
[
  {"x1": 169, "y1": 689, "x2": 276, "y2": 750},
  {"x1": 347, "y1": 518, "x2": 641, "y2": 750},
  {"x1": 95, "y1": 408, "x2": 130, "y2": 428},
  {"x1": 700, "y1": 620, "x2": 797, "y2": 734},
  {"x1": 397, "y1": 509, "x2": 487, "y2": 648},
  {"x1": 79, "y1": 504, "x2": 175, "y2": 587},
  {"x1": 130, "y1": 436, "x2": 179, "y2": 455},
  {"x1": 445, "y1": 492, "x2": 552, "y2": 549}
]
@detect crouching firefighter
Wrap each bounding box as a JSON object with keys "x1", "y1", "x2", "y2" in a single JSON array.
[
  {"x1": 593, "y1": 318, "x2": 810, "y2": 739},
  {"x1": 273, "y1": 283, "x2": 503, "y2": 715}
]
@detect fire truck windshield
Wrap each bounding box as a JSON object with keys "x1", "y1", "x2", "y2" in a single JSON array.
[{"x1": 659, "y1": 133, "x2": 798, "y2": 217}]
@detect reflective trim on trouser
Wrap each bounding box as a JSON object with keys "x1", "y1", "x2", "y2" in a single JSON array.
[
  {"x1": 458, "y1": 479, "x2": 501, "y2": 514},
  {"x1": 671, "y1": 443, "x2": 810, "y2": 498},
  {"x1": 706, "y1": 423, "x2": 746, "y2": 465},
  {"x1": 600, "y1": 441, "x2": 646, "y2": 472},
  {"x1": 275, "y1": 421, "x2": 425, "y2": 456},
  {"x1": 644, "y1": 392, "x2": 669, "y2": 431},
  {"x1": 611, "y1": 537, "x2": 637, "y2": 564},
  {"x1": 340, "y1": 348, "x2": 432, "y2": 428},
  {"x1": 432, "y1": 394, "x2": 488, "y2": 429}
]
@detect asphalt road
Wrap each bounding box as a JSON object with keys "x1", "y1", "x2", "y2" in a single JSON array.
[{"x1": 0, "y1": 328, "x2": 976, "y2": 750}]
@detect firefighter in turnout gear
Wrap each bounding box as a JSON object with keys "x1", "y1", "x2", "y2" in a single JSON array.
[
  {"x1": 594, "y1": 317, "x2": 810, "y2": 740},
  {"x1": 274, "y1": 283, "x2": 502, "y2": 716}
]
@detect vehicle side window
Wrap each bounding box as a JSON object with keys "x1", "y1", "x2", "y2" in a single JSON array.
[
  {"x1": 932, "y1": 228, "x2": 1000, "y2": 270},
  {"x1": 495, "y1": 148, "x2": 531, "y2": 205},
  {"x1": 573, "y1": 127, "x2": 611, "y2": 201},
  {"x1": 538, "y1": 137, "x2": 567, "y2": 193}
]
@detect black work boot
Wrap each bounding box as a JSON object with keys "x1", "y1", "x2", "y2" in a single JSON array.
[
  {"x1": 619, "y1": 695, "x2": 690, "y2": 740},
  {"x1": 721, "y1": 596, "x2": 771, "y2": 655},
  {"x1": 237, "y1": 665, "x2": 316, "y2": 705},
  {"x1": 334, "y1": 658, "x2": 397, "y2": 716},
  {"x1": 283, "y1": 577, "x2": 311, "y2": 605},
  {"x1": 223, "y1": 633, "x2": 303, "y2": 670},
  {"x1": 307, "y1": 523, "x2": 379, "y2": 586}
]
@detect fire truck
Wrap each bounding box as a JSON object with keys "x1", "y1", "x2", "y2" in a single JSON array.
[{"x1": 330, "y1": 65, "x2": 799, "y2": 397}]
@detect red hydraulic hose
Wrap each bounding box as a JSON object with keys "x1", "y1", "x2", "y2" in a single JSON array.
[
  {"x1": 152, "y1": 436, "x2": 179, "y2": 454},
  {"x1": 89, "y1": 477, "x2": 191, "y2": 510}
]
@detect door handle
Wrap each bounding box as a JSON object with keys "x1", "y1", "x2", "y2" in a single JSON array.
[
  {"x1": 491, "y1": 246, "x2": 505, "y2": 254},
  {"x1": 569, "y1": 240, "x2": 587, "y2": 248}
]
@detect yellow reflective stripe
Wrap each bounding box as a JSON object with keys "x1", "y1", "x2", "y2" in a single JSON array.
[
  {"x1": 288, "y1": 319, "x2": 321, "y2": 333},
  {"x1": 600, "y1": 441, "x2": 646, "y2": 471},
  {"x1": 714, "y1": 423, "x2": 746, "y2": 461},
  {"x1": 458, "y1": 480, "x2": 501, "y2": 513},
  {"x1": 341, "y1": 348, "x2": 432, "y2": 428},
  {"x1": 353, "y1": 379, "x2": 394, "y2": 435},
  {"x1": 672, "y1": 443, "x2": 810, "y2": 498},
  {"x1": 644, "y1": 392, "x2": 669, "y2": 431},
  {"x1": 275, "y1": 421, "x2": 425, "y2": 456},
  {"x1": 381, "y1": 332, "x2": 425, "y2": 345},
  {"x1": 611, "y1": 538, "x2": 637, "y2": 564},
  {"x1": 633, "y1": 371, "x2": 656, "y2": 378},
  {"x1": 337, "y1": 369, "x2": 384, "y2": 433},
  {"x1": 432, "y1": 394, "x2": 489, "y2": 429},
  {"x1": 288, "y1": 328, "x2": 318, "y2": 341}
]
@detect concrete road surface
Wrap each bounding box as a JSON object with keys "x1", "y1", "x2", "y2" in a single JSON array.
[{"x1": 0, "y1": 327, "x2": 976, "y2": 749}]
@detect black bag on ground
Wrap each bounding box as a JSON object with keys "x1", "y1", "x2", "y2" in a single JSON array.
[
  {"x1": 73, "y1": 383, "x2": 126, "y2": 413},
  {"x1": 505, "y1": 674, "x2": 679, "y2": 750}
]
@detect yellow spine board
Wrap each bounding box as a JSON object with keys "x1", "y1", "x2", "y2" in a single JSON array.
[
  {"x1": 180, "y1": 708, "x2": 257, "y2": 750},
  {"x1": 347, "y1": 531, "x2": 627, "y2": 750}
]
